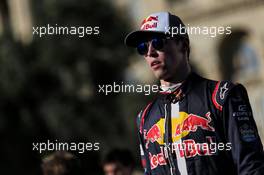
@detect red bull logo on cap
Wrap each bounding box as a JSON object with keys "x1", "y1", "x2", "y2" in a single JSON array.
[
  {"x1": 144, "y1": 112, "x2": 215, "y2": 149},
  {"x1": 141, "y1": 15, "x2": 159, "y2": 30}
]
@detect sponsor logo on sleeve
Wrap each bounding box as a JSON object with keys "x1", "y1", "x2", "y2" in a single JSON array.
[
  {"x1": 239, "y1": 123, "x2": 257, "y2": 142},
  {"x1": 233, "y1": 104, "x2": 252, "y2": 120},
  {"x1": 220, "y1": 82, "x2": 228, "y2": 100}
]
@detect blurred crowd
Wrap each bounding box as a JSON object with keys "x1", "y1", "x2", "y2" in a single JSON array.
[{"x1": 41, "y1": 149, "x2": 140, "y2": 175}]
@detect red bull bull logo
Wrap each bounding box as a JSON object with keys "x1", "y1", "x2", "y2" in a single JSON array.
[
  {"x1": 144, "y1": 124, "x2": 162, "y2": 149},
  {"x1": 141, "y1": 16, "x2": 159, "y2": 30},
  {"x1": 144, "y1": 112, "x2": 215, "y2": 149},
  {"x1": 141, "y1": 16, "x2": 159, "y2": 25},
  {"x1": 175, "y1": 112, "x2": 215, "y2": 136}
]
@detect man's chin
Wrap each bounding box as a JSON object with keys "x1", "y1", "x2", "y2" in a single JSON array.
[{"x1": 154, "y1": 70, "x2": 170, "y2": 80}]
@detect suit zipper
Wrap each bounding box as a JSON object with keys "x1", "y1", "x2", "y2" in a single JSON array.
[{"x1": 164, "y1": 103, "x2": 177, "y2": 175}]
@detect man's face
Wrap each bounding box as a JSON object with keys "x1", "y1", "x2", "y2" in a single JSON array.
[
  {"x1": 143, "y1": 39, "x2": 188, "y2": 81},
  {"x1": 103, "y1": 162, "x2": 131, "y2": 175}
]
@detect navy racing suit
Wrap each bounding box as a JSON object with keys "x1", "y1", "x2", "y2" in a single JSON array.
[{"x1": 136, "y1": 72, "x2": 264, "y2": 175}]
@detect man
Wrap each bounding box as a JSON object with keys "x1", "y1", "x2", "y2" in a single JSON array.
[
  {"x1": 124, "y1": 12, "x2": 264, "y2": 175},
  {"x1": 103, "y1": 149, "x2": 135, "y2": 175},
  {"x1": 41, "y1": 151, "x2": 82, "y2": 175}
]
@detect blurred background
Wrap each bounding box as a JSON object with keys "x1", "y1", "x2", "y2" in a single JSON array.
[{"x1": 0, "y1": 0, "x2": 263, "y2": 174}]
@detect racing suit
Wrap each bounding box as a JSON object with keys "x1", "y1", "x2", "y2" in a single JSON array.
[{"x1": 136, "y1": 72, "x2": 264, "y2": 175}]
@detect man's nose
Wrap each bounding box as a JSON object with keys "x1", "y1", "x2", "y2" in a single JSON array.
[{"x1": 146, "y1": 42, "x2": 158, "y2": 57}]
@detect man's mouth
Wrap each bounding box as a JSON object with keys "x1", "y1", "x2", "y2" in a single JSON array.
[{"x1": 151, "y1": 60, "x2": 162, "y2": 70}]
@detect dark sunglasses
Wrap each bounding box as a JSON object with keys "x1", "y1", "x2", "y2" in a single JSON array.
[{"x1": 137, "y1": 38, "x2": 167, "y2": 55}]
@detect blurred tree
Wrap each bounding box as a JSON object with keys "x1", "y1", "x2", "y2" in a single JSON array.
[{"x1": 0, "y1": 0, "x2": 135, "y2": 174}]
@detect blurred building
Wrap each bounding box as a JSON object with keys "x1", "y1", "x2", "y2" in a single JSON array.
[
  {"x1": 0, "y1": 0, "x2": 32, "y2": 44},
  {"x1": 117, "y1": 0, "x2": 264, "y2": 142}
]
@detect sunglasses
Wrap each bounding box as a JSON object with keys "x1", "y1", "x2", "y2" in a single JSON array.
[{"x1": 137, "y1": 37, "x2": 167, "y2": 55}]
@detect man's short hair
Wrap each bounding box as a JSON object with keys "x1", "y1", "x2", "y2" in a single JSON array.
[
  {"x1": 41, "y1": 151, "x2": 81, "y2": 175},
  {"x1": 103, "y1": 149, "x2": 135, "y2": 168}
]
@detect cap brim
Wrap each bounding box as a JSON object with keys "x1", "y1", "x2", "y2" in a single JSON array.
[{"x1": 124, "y1": 30, "x2": 166, "y2": 47}]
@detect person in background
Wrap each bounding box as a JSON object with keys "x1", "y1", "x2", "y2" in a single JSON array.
[
  {"x1": 103, "y1": 149, "x2": 135, "y2": 175},
  {"x1": 41, "y1": 151, "x2": 82, "y2": 175}
]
